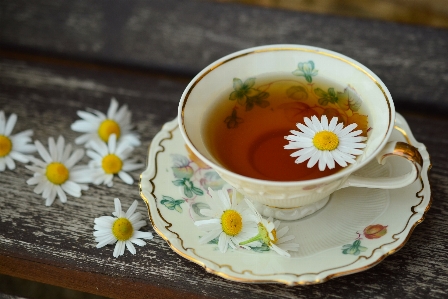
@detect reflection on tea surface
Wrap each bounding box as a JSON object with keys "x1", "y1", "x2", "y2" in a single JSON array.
[{"x1": 203, "y1": 73, "x2": 368, "y2": 181}]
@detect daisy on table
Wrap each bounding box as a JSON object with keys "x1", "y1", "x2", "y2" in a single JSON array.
[
  {"x1": 240, "y1": 199, "x2": 300, "y2": 257},
  {"x1": 26, "y1": 136, "x2": 92, "y2": 206},
  {"x1": 284, "y1": 115, "x2": 367, "y2": 171},
  {"x1": 86, "y1": 133, "x2": 143, "y2": 187},
  {"x1": 194, "y1": 187, "x2": 260, "y2": 253},
  {"x1": 94, "y1": 198, "x2": 153, "y2": 258},
  {"x1": 0, "y1": 111, "x2": 36, "y2": 171},
  {"x1": 70, "y1": 98, "x2": 140, "y2": 148}
]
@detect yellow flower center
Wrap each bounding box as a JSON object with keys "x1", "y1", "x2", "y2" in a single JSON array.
[
  {"x1": 221, "y1": 210, "x2": 243, "y2": 236},
  {"x1": 0, "y1": 135, "x2": 12, "y2": 157},
  {"x1": 313, "y1": 131, "x2": 339, "y2": 151},
  {"x1": 271, "y1": 228, "x2": 278, "y2": 244},
  {"x1": 46, "y1": 162, "x2": 69, "y2": 185},
  {"x1": 102, "y1": 154, "x2": 123, "y2": 174},
  {"x1": 98, "y1": 119, "x2": 121, "y2": 142},
  {"x1": 112, "y1": 218, "x2": 134, "y2": 241}
]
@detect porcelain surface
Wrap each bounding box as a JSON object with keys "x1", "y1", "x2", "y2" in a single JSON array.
[{"x1": 139, "y1": 113, "x2": 431, "y2": 285}]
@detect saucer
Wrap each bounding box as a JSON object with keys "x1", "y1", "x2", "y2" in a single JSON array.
[{"x1": 139, "y1": 113, "x2": 431, "y2": 285}]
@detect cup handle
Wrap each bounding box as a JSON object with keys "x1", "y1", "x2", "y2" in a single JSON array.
[{"x1": 342, "y1": 141, "x2": 423, "y2": 189}]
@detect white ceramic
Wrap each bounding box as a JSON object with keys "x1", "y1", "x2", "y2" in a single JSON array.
[
  {"x1": 139, "y1": 113, "x2": 431, "y2": 285},
  {"x1": 178, "y1": 45, "x2": 424, "y2": 220}
]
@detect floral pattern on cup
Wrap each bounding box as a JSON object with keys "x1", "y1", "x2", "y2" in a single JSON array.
[
  {"x1": 342, "y1": 224, "x2": 388, "y2": 255},
  {"x1": 223, "y1": 61, "x2": 368, "y2": 136},
  {"x1": 292, "y1": 60, "x2": 318, "y2": 83},
  {"x1": 160, "y1": 147, "x2": 226, "y2": 216}
]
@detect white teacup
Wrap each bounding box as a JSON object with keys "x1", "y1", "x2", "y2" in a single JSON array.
[{"x1": 178, "y1": 45, "x2": 423, "y2": 220}]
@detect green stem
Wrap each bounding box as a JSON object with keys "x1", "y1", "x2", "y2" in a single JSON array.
[{"x1": 239, "y1": 233, "x2": 261, "y2": 246}]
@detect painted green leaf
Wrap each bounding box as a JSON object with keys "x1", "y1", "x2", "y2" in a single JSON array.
[
  {"x1": 233, "y1": 78, "x2": 244, "y2": 90},
  {"x1": 286, "y1": 85, "x2": 308, "y2": 101},
  {"x1": 160, "y1": 196, "x2": 185, "y2": 213},
  {"x1": 243, "y1": 77, "x2": 256, "y2": 89}
]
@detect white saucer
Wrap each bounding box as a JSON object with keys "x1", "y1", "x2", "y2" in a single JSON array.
[{"x1": 139, "y1": 113, "x2": 431, "y2": 285}]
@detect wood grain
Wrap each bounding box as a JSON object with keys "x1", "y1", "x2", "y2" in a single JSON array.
[
  {"x1": 1, "y1": 0, "x2": 448, "y2": 111},
  {"x1": 0, "y1": 54, "x2": 447, "y2": 298}
]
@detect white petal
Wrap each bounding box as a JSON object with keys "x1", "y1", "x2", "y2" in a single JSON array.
[
  {"x1": 218, "y1": 232, "x2": 229, "y2": 253},
  {"x1": 296, "y1": 122, "x2": 316, "y2": 137},
  {"x1": 198, "y1": 229, "x2": 221, "y2": 244},
  {"x1": 126, "y1": 200, "x2": 138, "y2": 218},
  {"x1": 56, "y1": 185, "x2": 67, "y2": 203},
  {"x1": 125, "y1": 241, "x2": 136, "y2": 255},
  {"x1": 64, "y1": 149, "x2": 84, "y2": 169},
  {"x1": 35, "y1": 140, "x2": 52, "y2": 163},
  {"x1": 118, "y1": 171, "x2": 134, "y2": 185},
  {"x1": 0, "y1": 111, "x2": 5, "y2": 134},
  {"x1": 107, "y1": 98, "x2": 119, "y2": 119},
  {"x1": 108, "y1": 134, "x2": 117, "y2": 153},
  {"x1": 338, "y1": 123, "x2": 358, "y2": 137},
  {"x1": 328, "y1": 117, "x2": 339, "y2": 131},
  {"x1": 5, "y1": 156, "x2": 15, "y2": 170},
  {"x1": 114, "y1": 198, "x2": 122, "y2": 216},
  {"x1": 0, "y1": 159, "x2": 5, "y2": 171},
  {"x1": 96, "y1": 235, "x2": 117, "y2": 248},
  {"x1": 122, "y1": 162, "x2": 144, "y2": 172},
  {"x1": 9, "y1": 151, "x2": 30, "y2": 163},
  {"x1": 311, "y1": 115, "x2": 323, "y2": 131},
  {"x1": 270, "y1": 243, "x2": 290, "y2": 257},
  {"x1": 307, "y1": 150, "x2": 321, "y2": 168},
  {"x1": 61, "y1": 181, "x2": 81, "y2": 197},
  {"x1": 113, "y1": 241, "x2": 124, "y2": 257},
  {"x1": 133, "y1": 231, "x2": 153, "y2": 240},
  {"x1": 130, "y1": 238, "x2": 147, "y2": 247},
  {"x1": 48, "y1": 137, "x2": 57, "y2": 161},
  {"x1": 321, "y1": 115, "x2": 329, "y2": 131},
  {"x1": 4, "y1": 113, "x2": 17, "y2": 136}
]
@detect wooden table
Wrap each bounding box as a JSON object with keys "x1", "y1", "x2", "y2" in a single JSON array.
[{"x1": 1, "y1": 1, "x2": 447, "y2": 298}]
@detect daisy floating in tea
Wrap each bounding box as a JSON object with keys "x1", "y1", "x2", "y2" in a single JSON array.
[{"x1": 284, "y1": 115, "x2": 367, "y2": 171}]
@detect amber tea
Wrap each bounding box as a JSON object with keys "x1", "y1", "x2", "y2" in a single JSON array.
[{"x1": 203, "y1": 73, "x2": 369, "y2": 181}]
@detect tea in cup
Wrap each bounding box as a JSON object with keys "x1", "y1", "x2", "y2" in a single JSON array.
[{"x1": 178, "y1": 45, "x2": 423, "y2": 220}]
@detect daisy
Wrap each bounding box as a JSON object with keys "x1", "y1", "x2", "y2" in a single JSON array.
[
  {"x1": 86, "y1": 133, "x2": 143, "y2": 187},
  {"x1": 240, "y1": 199, "x2": 300, "y2": 257},
  {"x1": 70, "y1": 98, "x2": 140, "y2": 147},
  {"x1": 94, "y1": 198, "x2": 154, "y2": 258},
  {"x1": 0, "y1": 111, "x2": 36, "y2": 171},
  {"x1": 194, "y1": 187, "x2": 260, "y2": 253},
  {"x1": 26, "y1": 136, "x2": 92, "y2": 206},
  {"x1": 284, "y1": 115, "x2": 367, "y2": 171}
]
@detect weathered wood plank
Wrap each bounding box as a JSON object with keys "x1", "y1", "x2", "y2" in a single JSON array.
[
  {"x1": 0, "y1": 57, "x2": 447, "y2": 298},
  {"x1": 1, "y1": 0, "x2": 448, "y2": 111}
]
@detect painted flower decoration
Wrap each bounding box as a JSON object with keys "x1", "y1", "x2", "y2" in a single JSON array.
[
  {"x1": 229, "y1": 78, "x2": 269, "y2": 111},
  {"x1": 0, "y1": 111, "x2": 36, "y2": 171},
  {"x1": 292, "y1": 60, "x2": 318, "y2": 83},
  {"x1": 364, "y1": 224, "x2": 388, "y2": 239},
  {"x1": 70, "y1": 97, "x2": 140, "y2": 147},
  {"x1": 240, "y1": 199, "x2": 300, "y2": 257},
  {"x1": 26, "y1": 136, "x2": 91, "y2": 206},
  {"x1": 194, "y1": 187, "x2": 259, "y2": 253},
  {"x1": 94, "y1": 198, "x2": 154, "y2": 258},
  {"x1": 86, "y1": 133, "x2": 143, "y2": 187},
  {"x1": 284, "y1": 115, "x2": 367, "y2": 171}
]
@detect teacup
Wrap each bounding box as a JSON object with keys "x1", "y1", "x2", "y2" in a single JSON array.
[{"x1": 178, "y1": 44, "x2": 423, "y2": 220}]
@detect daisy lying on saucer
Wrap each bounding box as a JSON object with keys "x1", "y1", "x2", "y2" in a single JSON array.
[
  {"x1": 194, "y1": 187, "x2": 300, "y2": 256},
  {"x1": 284, "y1": 115, "x2": 367, "y2": 171}
]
